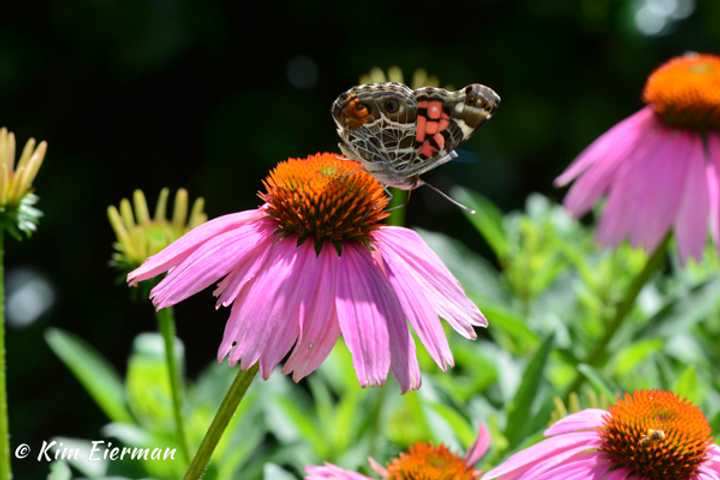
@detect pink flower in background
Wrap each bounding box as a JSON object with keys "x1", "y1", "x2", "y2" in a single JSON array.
[
  {"x1": 128, "y1": 153, "x2": 486, "y2": 392},
  {"x1": 556, "y1": 53, "x2": 720, "y2": 263},
  {"x1": 306, "y1": 424, "x2": 491, "y2": 479},
  {"x1": 484, "y1": 390, "x2": 720, "y2": 480}
]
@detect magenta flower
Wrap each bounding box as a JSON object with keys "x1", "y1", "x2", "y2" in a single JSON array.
[
  {"x1": 556, "y1": 53, "x2": 720, "y2": 263},
  {"x1": 306, "y1": 424, "x2": 491, "y2": 479},
  {"x1": 128, "y1": 153, "x2": 486, "y2": 392},
  {"x1": 484, "y1": 390, "x2": 720, "y2": 480}
]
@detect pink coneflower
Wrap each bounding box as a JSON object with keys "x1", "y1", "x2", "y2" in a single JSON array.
[
  {"x1": 306, "y1": 424, "x2": 491, "y2": 479},
  {"x1": 484, "y1": 390, "x2": 720, "y2": 480},
  {"x1": 556, "y1": 53, "x2": 720, "y2": 263},
  {"x1": 127, "y1": 153, "x2": 486, "y2": 392}
]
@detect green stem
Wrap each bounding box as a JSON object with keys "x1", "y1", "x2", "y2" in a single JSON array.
[
  {"x1": 565, "y1": 235, "x2": 670, "y2": 397},
  {"x1": 183, "y1": 365, "x2": 258, "y2": 480},
  {"x1": 156, "y1": 307, "x2": 191, "y2": 468},
  {"x1": 0, "y1": 230, "x2": 10, "y2": 480},
  {"x1": 388, "y1": 188, "x2": 407, "y2": 226}
]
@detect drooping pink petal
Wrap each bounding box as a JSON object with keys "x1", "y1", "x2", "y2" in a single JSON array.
[
  {"x1": 631, "y1": 128, "x2": 692, "y2": 251},
  {"x1": 335, "y1": 244, "x2": 396, "y2": 389},
  {"x1": 594, "y1": 152, "x2": 642, "y2": 247},
  {"x1": 561, "y1": 108, "x2": 655, "y2": 216},
  {"x1": 374, "y1": 227, "x2": 486, "y2": 339},
  {"x1": 367, "y1": 239, "x2": 422, "y2": 392},
  {"x1": 544, "y1": 409, "x2": 606, "y2": 436},
  {"x1": 212, "y1": 228, "x2": 276, "y2": 309},
  {"x1": 675, "y1": 134, "x2": 710, "y2": 263},
  {"x1": 215, "y1": 240, "x2": 276, "y2": 363},
  {"x1": 258, "y1": 241, "x2": 318, "y2": 377},
  {"x1": 304, "y1": 463, "x2": 372, "y2": 480},
  {"x1": 465, "y1": 424, "x2": 491, "y2": 466},
  {"x1": 283, "y1": 244, "x2": 342, "y2": 382},
  {"x1": 218, "y1": 238, "x2": 305, "y2": 376},
  {"x1": 385, "y1": 301, "x2": 422, "y2": 392},
  {"x1": 555, "y1": 107, "x2": 654, "y2": 188},
  {"x1": 149, "y1": 219, "x2": 272, "y2": 309},
  {"x1": 597, "y1": 122, "x2": 690, "y2": 251},
  {"x1": 708, "y1": 134, "x2": 720, "y2": 252},
  {"x1": 379, "y1": 243, "x2": 454, "y2": 371},
  {"x1": 707, "y1": 161, "x2": 720, "y2": 247},
  {"x1": 127, "y1": 209, "x2": 264, "y2": 284}
]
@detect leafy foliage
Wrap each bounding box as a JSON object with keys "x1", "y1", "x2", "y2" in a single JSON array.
[{"x1": 46, "y1": 191, "x2": 720, "y2": 478}]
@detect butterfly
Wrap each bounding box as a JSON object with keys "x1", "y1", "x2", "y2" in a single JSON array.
[{"x1": 331, "y1": 82, "x2": 500, "y2": 193}]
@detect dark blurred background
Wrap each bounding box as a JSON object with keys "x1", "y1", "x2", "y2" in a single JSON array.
[{"x1": 1, "y1": 0, "x2": 718, "y2": 477}]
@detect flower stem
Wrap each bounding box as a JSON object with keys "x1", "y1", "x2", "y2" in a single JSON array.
[
  {"x1": 156, "y1": 307, "x2": 191, "y2": 467},
  {"x1": 0, "y1": 230, "x2": 10, "y2": 480},
  {"x1": 388, "y1": 188, "x2": 407, "y2": 226},
  {"x1": 183, "y1": 364, "x2": 258, "y2": 480},
  {"x1": 565, "y1": 235, "x2": 670, "y2": 397}
]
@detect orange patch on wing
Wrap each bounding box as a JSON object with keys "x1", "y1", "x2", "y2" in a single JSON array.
[
  {"x1": 427, "y1": 101, "x2": 443, "y2": 119},
  {"x1": 420, "y1": 141, "x2": 436, "y2": 158},
  {"x1": 416, "y1": 115, "x2": 427, "y2": 142}
]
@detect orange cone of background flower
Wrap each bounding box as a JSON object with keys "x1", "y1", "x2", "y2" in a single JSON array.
[
  {"x1": 128, "y1": 153, "x2": 486, "y2": 392},
  {"x1": 556, "y1": 53, "x2": 720, "y2": 263},
  {"x1": 305, "y1": 424, "x2": 491, "y2": 479}
]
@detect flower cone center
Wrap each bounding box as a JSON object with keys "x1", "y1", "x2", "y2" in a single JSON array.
[
  {"x1": 386, "y1": 443, "x2": 477, "y2": 480},
  {"x1": 644, "y1": 53, "x2": 720, "y2": 131},
  {"x1": 260, "y1": 153, "x2": 388, "y2": 250},
  {"x1": 600, "y1": 390, "x2": 711, "y2": 480}
]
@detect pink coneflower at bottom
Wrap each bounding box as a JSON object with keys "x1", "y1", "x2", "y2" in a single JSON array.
[
  {"x1": 128, "y1": 153, "x2": 486, "y2": 392},
  {"x1": 484, "y1": 390, "x2": 720, "y2": 480},
  {"x1": 305, "y1": 425, "x2": 491, "y2": 479}
]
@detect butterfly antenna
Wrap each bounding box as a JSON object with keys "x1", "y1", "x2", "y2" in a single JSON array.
[{"x1": 418, "y1": 180, "x2": 476, "y2": 214}]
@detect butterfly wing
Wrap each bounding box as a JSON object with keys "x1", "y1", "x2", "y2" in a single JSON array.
[
  {"x1": 332, "y1": 83, "x2": 421, "y2": 188},
  {"x1": 405, "y1": 84, "x2": 500, "y2": 178},
  {"x1": 331, "y1": 82, "x2": 500, "y2": 188}
]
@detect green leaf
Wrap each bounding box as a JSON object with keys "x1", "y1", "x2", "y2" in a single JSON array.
[
  {"x1": 308, "y1": 377, "x2": 334, "y2": 434},
  {"x1": 332, "y1": 391, "x2": 362, "y2": 451},
  {"x1": 271, "y1": 394, "x2": 327, "y2": 457},
  {"x1": 635, "y1": 277, "x2": 720, "y2": 340},
  {"x1": 483, "y1": 304, "x2": 539, "y2": 352},
  {"x1": 45, "y1": 328, "x2": 132, "y2": 423},
  {"x1": 504, "y1": 334, "x2": 554, "y2": 447},
  {"x1": 125, "y1": 334, "x2": 175, "y2": 430},
  {"x1": 453, "y1": 187, "x2": 508, "y2": 260},
  {"x1": 576, "y1": 364, "x2": 615, "y2": 399},
  {"x1": 673, "y1": 365, "x2": 701, "y2": 404},
  {"x1": 263, "y1": 464, "x2": 297, "y2": 480},
  {"x1": 611, "y1": 339, "x2": 664, "y2": 377},
  {"x1": 216, "y1": 428, "x2": 265, "y2": 480},
  {"x1": 426, "y1": 402, "x2": 475, "y2": 448},
  {"x1": 388, "y1": 392, "x2": 430, "y2": 447}
]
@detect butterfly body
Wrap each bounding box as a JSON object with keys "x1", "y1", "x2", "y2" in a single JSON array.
[{"x1": 331, "y1": 82, "x2": 500, "y2": 189}]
